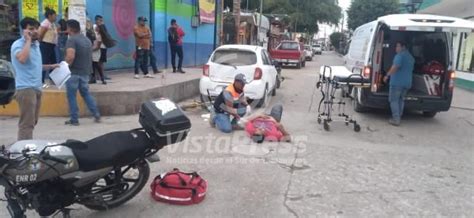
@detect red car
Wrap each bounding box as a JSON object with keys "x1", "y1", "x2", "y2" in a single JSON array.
[{"x1": 270, "y1": 41, "x2": 306, "y2": 69}]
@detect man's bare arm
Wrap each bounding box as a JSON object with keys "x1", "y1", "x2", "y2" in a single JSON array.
[{"x1": 65, "y1": 48, "x2": 75, "y2": 65}]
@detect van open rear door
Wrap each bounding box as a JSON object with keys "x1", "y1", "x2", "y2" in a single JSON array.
[
  {"x1": 378, "y1": 14, "x2": 474, "y2": 95},
  {"x1": 378, "y1": 14, "x2": 474, "y2": 33}
]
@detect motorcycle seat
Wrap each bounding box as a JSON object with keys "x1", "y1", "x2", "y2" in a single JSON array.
[{"x1": 64, "y1": 130, "x2": 153, "y2": 171}]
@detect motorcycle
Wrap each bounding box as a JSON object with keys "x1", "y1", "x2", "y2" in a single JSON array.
[{"x1": 0, "y1": 98, "x2": 191, "y2": 218}]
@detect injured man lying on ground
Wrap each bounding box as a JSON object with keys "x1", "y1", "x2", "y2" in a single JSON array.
[{"x1": 243, "y1": 104, "x2": 291, "y2": 143}]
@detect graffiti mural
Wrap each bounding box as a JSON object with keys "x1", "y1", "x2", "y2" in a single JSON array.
[{"x1": 112, "y1": 0, "x2": 136, "y2": 40}]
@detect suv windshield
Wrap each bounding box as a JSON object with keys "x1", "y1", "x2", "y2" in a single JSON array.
[
  {"x1": 279, "y1": 42, "x2": 299, "y2": 50},
  {"x1": 211, "y1": 49, "x2": 257, "y2": 66}
]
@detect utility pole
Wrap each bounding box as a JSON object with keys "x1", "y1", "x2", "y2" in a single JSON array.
[
  {"x1": 258, "y1": 0, "x2": 263, "y2": 46},
  {"x1": 234, "y1": 0, "x2": 241, "y2": 44},
  {"x1": 340, "y1": 11, "x2": 344, "y2": 33},
  {"x1": 294, "y1": 0, "x2": 299, "y2": 33}
]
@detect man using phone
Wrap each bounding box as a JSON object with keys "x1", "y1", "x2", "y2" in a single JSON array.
[{"x1": 10, "y1": 17, "x2": 59, "y2": 140}]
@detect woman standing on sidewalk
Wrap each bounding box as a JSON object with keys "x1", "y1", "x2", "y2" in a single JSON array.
[
  {"x1": 86, "y1": 21, "x2": 106, "y2": 84},
  {"x1": 38, "y1": 7, "x2": 58, "y2": 87}
]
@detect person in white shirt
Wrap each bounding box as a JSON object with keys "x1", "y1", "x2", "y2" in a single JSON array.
[{"x1": 38, "y1": 7, "x2": 58, "y2": 87}]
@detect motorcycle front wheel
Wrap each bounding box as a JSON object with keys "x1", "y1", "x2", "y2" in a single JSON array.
[{"x1": 82, "y1": 159, "x2": 150, "y2": 211}]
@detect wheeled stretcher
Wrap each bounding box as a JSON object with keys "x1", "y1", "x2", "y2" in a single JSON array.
[{"x1": 315, "y1": 66, "x2": 370, "y2": 132}]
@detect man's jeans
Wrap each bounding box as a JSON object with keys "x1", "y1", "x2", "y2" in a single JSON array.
[
  {"x1": 170, "y1": 45, "x2": 183, "y2": 70},
  {"x1": 213, "y1": 107, "x2": 246, "y2": 133},
  {"x1": 389, "y1": 86, "x2": 409, "y2": 122},
  {"x1": 134, "y1": 48, "x2": 150, "y2": 75},
  {"x1": 149, "y1": 48, "x2": 159, "y2": 73},
  {"x1": 66, "y1": 74, "x2": 100, "y2": 123}
]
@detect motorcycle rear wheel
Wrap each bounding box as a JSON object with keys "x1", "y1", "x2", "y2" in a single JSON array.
[{"x1": 83, "y1": 160, "x2": 150, "y2": 211}]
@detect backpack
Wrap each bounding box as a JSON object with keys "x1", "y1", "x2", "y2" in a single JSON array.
[
  {"x1": 98, "y1": 25, "x2": 117, "y2": 48},
  {"x1": 150, "y1": 169, "x2": 207, "y2": 205},
  {"x1": 168, "y1": 27, "x2": 179, "y2": 44}
]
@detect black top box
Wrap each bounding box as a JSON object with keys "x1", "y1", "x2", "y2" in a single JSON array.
[{"x1": 139, "y1": 98, "x2": 191, "y2": 148}]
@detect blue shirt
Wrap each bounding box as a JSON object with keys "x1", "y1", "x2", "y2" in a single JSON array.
[
  {"x1": 10, "y1": 37, "x2": 43, "y2": 91},
  {"x1": 390, "y1": 49, "x2": 415, "y2": 88}
]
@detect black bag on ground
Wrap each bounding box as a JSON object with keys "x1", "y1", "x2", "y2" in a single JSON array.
[{"x1": 0, "y1": 60, "x2": 15, "y2": 105}]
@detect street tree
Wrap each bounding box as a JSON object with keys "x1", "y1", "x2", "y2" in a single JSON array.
[
  {"x1": 263, "y1": 0, "x2": 341, "y2": 34},
  {"x1": 329, "y1": 32, "x2": 345, "y2": 50},
  {"x1": 225, "y1": 0, "x2": 341, "y2": 34},
  {"x1": 347, "y1": 0, "x2": 399, "y2": 30}
]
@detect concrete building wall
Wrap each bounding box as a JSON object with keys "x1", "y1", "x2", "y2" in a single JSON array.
[
  {"x1": 153, "y1": 0, "x2": 216, "y2": 70},
  {"x1": 16, "y1": 0, "x2": 218, "y2": 70}
]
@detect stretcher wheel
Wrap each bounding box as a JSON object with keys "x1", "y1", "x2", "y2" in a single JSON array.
[
  {"x1": 317, "y1": 117, "x2": 322, "y2": 124},
  {"x1": 354, "y1": 124, "x2": 361, "y2": 132},
  {"x1": 323, "y1": 121, "x2": 330, "y2": 131}
]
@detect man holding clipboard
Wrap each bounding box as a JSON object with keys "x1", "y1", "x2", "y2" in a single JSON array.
[{"x1": 63, "y1": 19, "x2": 101, "y2": 126}]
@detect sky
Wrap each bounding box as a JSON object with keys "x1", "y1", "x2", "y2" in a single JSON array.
[{"x1": 315, "y1": 0, "x2": 351, "y2": 39}]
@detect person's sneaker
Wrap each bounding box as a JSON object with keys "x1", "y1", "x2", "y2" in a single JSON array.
[
  {"x1": 89, "y1": 80, "x2": 97, "y2": 84},
  {"x1": 172, "y1": 69, "x2": 177, "y2": 73},
  {"x1": 94, "y1": 116, "x2": 102, "y2": 123},
  {"x1": 178, "y1": 69, "x2": 186, "y2": 74},
  {"x1": 154, "y1": 70, "x2": 163, "y2": 74},
  {"x1": 145, "y1": 74, "x2": 155, "y2": 78},
  {"x1": 388, "y1": 118, "x2": 400, "y2": 126},
  {"x1": 102, "y1": 80, "x2": 107, "y2": 85},
  {"x1": 134, "y1": 75, "x2": 140, "y2": 79},
  {"x1": 65, "y1": 120, "x2": 80, "y2": 126},
  {"x1": 105, "y1": 76, "x2": 112, "y2": 80}
]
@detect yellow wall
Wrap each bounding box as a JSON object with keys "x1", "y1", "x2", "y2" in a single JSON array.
[{"x1": 0, "y1": 90, "x2": 88, "y2": 117}]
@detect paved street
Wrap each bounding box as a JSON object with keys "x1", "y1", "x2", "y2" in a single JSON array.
[{"x1": 1, "y1": 51, "x2": 473, "y2": 217}]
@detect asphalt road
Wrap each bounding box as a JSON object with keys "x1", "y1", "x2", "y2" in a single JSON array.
[{"x1": 1, "y1": 51, "x2": 473, "y2": 217}]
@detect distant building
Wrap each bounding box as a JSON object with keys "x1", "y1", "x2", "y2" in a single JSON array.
[{"x1": 5, "y1": 0, "x2": 222, "y2": 70}]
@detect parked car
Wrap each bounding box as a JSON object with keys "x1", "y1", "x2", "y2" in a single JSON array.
[
  {"x1": 270, "y1": 40, "x2": 306, "y2": 69},
  {"x1": 312, "y1": 44, "x2": 322, "y2": 55},
  {"x1": 343, "y1": 14, "x2": 474, "y2": 117},
  {"x1": 200, "y1": 45, "x2": 281, "y2": 108},
  {"x1": 304, "y1": 45, "x2": 313, "y2": 61}
]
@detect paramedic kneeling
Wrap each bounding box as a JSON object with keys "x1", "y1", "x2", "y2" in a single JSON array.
[
  {"x1": 212, "y1": 74, "x2": 249, "y2": 133},
  {"x1": 383, "y1": 41, "x2": 415, "y2": 126}
]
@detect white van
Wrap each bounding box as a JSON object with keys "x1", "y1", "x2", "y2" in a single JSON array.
[{"x1": 344, "y1": 14, "x2": 474, "y2": 117}]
